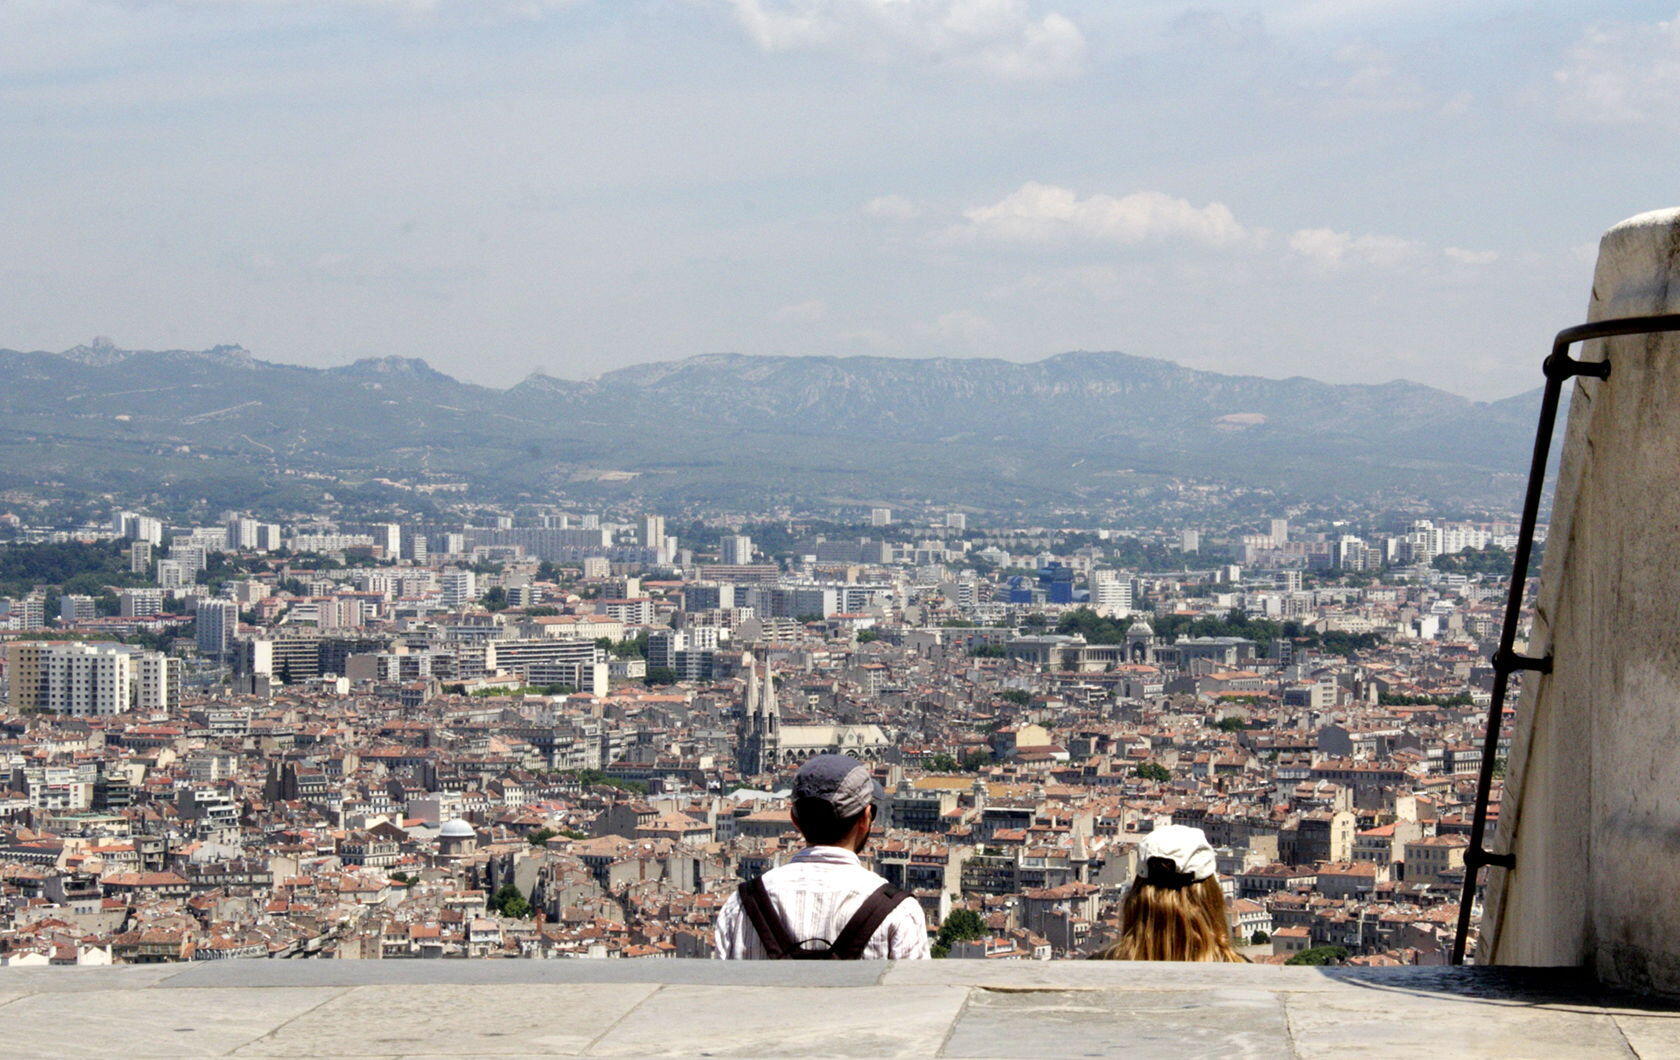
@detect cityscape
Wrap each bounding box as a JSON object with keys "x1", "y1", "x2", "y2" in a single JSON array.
[
  {"x1": 0, "y1": 488, "x2": 1525, "y2": 966},
  {"x1": 13, "y1": 3, "x2": 1680, "y2": 1052}
]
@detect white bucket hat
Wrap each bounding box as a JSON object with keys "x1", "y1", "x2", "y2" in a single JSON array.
[{"x1": 1137, "y1": 824, "x2": 1217, "y2": 885}]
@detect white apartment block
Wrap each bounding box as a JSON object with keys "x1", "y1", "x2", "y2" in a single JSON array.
[
  {"x1": 439, "y1": 569, "x2": 477, "y2": 609},
  {"x1": 581, "y1": 557, "x2": 611, "y2": 579},
  {"x1": 1090, "y1": 572, "x2": 1134, "y2": 617},
  {"x1": 226, "y1": 517, "x2": 260, "y2": 550},
  {"x1": 6, "y1": 642, "x2": 180, "y2": 716},
  {"x1": 115, "y1": 512, "x2": 164, "y2": 546},
  {"x1": 58, "y1": 595, "x2": 97, "y2": 624},
  {"x1": 285, "y1": 533, "x2": 374, "y2": 552},
  {"x1": 196, "y1": 599, "x2": 239, "y2": 658},
  {"x1": 156, "y1": 558, "x2": 191, "y2": 589},
  {"x1": 721, "y1": 535, "x2": 754, "y2": 566},
  {"x1": 119, "y1": 588, "x2": 166, "y2": 619}
]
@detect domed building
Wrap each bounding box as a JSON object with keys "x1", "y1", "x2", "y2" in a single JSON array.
[
  {"x1": 438, "y1": 818, "x2": 478, "y2": 860},
  {"x1": 1126, "y1": 619, "x2": 1158, "y2": 664}
]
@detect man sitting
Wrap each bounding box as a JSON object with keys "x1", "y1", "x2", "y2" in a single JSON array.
[{"x1": 714, "y1": 754, "x2": 930, "y2": 959}]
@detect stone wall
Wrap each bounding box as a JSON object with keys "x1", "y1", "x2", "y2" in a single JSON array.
[
  {"x1": 0, "y1": 959, "x2": 1663, "y2": 1057},
  {"x1": 1482, "y1": 207, "x2": 1680, "y2": 994}
]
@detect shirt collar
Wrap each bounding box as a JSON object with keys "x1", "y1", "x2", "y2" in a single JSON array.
[{"x1": 791, "y1": 845, "x2": 863, "y2": 867}]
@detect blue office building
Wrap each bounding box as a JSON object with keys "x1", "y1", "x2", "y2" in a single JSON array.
[
  {"x1": 1038, "y1": 562, "x2": 1075, "y2": 605},
  {"x1": 1006, "y1": 575, "x2": 1034, "y2": 604}
]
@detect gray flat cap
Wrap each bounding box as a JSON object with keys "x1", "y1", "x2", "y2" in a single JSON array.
[{"x1": 791, "y1": 754, "x2": 883, "y2": 818}]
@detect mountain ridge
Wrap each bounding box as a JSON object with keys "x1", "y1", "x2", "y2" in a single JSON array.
[
  {"x1": 18, "y1": 339, "x2": 1528, "y2": 405},
  {"x1": 0, "y1": 340, "x2": 1543, "y2": 518}
]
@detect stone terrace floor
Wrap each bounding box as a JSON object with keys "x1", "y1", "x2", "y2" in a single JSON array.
[{"x1": 1, "y1": 960, "x2": 1677, "y2": 1058}]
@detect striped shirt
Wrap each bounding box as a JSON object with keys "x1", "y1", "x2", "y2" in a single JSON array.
[{"x1": 713, "y1": 845, "x2": 931, "y2": 960}]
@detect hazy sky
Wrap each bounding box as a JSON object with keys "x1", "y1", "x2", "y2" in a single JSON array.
[{"x1": 4, "y1": 1, "x2": 1679, "y2": 398}]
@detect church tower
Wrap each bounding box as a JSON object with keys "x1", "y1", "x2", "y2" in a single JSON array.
[{"x1": 737, "y1": 651, "x2": 781, "y2": 777}]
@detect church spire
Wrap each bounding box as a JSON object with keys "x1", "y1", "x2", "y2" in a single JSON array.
[
  {"x1": 737, "y1": 648, "x2": 779, "y2": 777},
  {"x1": 745, "y1": 653, "x2": 761, "y2": 717}
]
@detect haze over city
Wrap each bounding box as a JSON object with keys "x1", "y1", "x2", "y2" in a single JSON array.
[{"x1": 7, "y1": 1, "x2": 1680, "y2": 397}]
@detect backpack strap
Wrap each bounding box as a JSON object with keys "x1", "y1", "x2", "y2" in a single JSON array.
[
  {"x1": 829, "y1": 884, "x2": 914, "y2": 960},
  {"x1": 737, "y1": 876, "x2": 799, "y2": 959}
]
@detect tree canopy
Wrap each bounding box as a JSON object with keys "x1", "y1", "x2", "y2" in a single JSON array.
[
  {"x1": 1284, "y1": 945, "x2": 1349, "y2": 966},
  {"x1": 1133, "y1": 762, "x2": 1172, "y2": 783},
  {"x1": 933, "y1": 908, "x2": 987, "y2": 957},
  {"x1": 488, "y1": 882, "x2": 532, "y2": 919}
]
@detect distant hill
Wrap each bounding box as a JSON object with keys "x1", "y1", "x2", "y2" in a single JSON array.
[{"x1": 0, "y1": 341, "x2": 1542, "y2": 519}]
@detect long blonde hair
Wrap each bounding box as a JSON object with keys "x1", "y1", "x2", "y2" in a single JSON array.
[{"x1": 1095, "y1": 876, "x2": 1242, "y2": 962}]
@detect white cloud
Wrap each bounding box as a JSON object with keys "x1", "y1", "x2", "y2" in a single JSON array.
[
  {"x1": 719, "y1": 0, "x2": 1086, "y2": 80},
  {"x1": 949, "y1": 183, "x2": 1497, "y2": 277},
  {"x1": 1288, "y1": 227, "x2": 1424, "y2": 268},
  {"x1": 961, "y1": 182, "x2": 1253, "y2": 249},
  {"x1": 1554, "y1": 14, "x2": 1680, "y2": 126},
  {"x1": 773, "y1": 298, "x2": 828, "y2": 322},
  {"x1": 862, "y1": 194, "x2": 922, "y2": 221},
  {"x1": 1444, "y1": 247, "x2": 1498, "y2": 266}
]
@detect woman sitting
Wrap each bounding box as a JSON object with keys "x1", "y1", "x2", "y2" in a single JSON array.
[{"x1": 1093, "y1": 824, "x2": 1242, "y2": 962}]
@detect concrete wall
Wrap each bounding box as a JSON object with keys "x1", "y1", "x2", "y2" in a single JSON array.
[{"x1": 1483, "y1": 207, "x2": 1680, "y2": 994}]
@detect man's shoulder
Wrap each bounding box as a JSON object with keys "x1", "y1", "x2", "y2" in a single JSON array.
[{"x1": 763, "y1": 858, "x2": 888, "y2": 891}]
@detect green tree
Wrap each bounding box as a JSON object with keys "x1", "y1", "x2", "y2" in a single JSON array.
[
  {"x1": 1285, "y1": 945, "x2": 1349, "y2": 966},
  {"x1": 1378, "y1": 691, "x2": 1473, "y2": 707},
  {"x1": 933, "y1": 908, "x2": 987, "y2": 958},
  {"x1": 489, "y1": 882, "x2": 532, "y2": 919},
  {"x1": 1213, "y1": 717, "x2": 1245, "y2": 732},
  {"x1": 644, "y1": 666, "x2": 678, "y2": 686},
  {"x1": 558, "y1": 769, "x2": 646, "y2": 794},
  {"x1": 1432, "y1": 545, "x2": 1522, "y2": 576},
  {"x1": 600, "y1": 633, "x2": 649, "y2": 658},
  {"x1": 999, "y1": 689, "x2": 1031, "y2": 706},
  {"x1": 1251, "y1": 930, "x2": 1270, "y2": 945},
  {"x1": 855, "y1": 629, "x2": 880, "y2": 643},
  {"x1": 0, "y1": 539, "x2": 150, "y2": 599},
  {"x1": 481, "y1": 586, "x2": 509, "y2": 611},
  {"x1": 1134, "y1": 762, "x2": 1172, "y2": 783},
  {"x1": 970, "y1": 643, "x2": 1007, "y2": 658},
  {"x1": 527, "y1": 827, "x2": 558, "y2": 847}
]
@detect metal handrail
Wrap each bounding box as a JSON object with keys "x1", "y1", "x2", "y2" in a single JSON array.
[{"x1": 1451, "y1": 313, "x2": 1680, "y2": 965}]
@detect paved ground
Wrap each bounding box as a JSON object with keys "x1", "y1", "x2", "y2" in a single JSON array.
[{"x1": 0, "y1": 960, "x2": 1675, "y2": 1058}]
